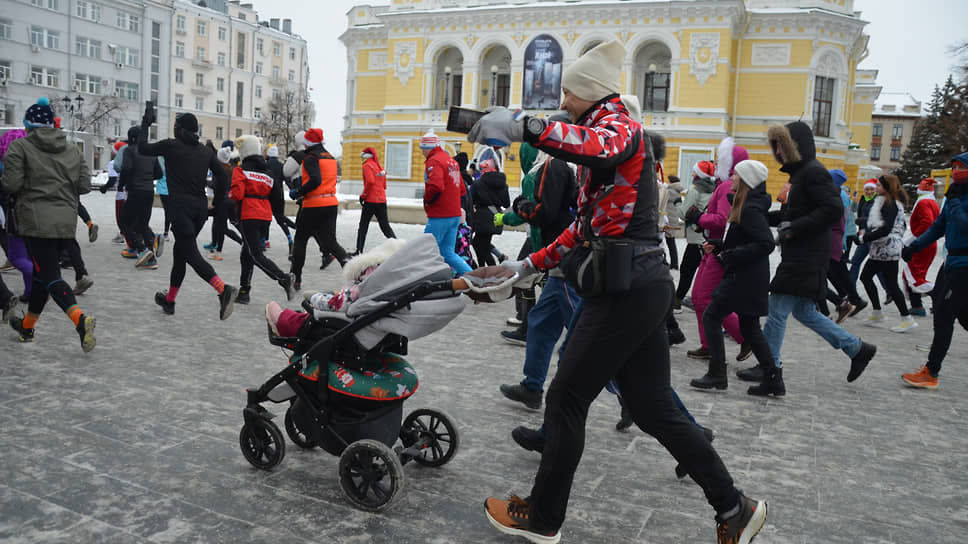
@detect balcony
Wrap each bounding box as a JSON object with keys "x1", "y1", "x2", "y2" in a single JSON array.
[
  {"x1": 191, "y1": 84, "x2": 212, "y2": 95},
  {"x1": 269, "y1": 76, "x2": 286, "y2": 87},
  {"x1": 192, "y1": 58, "x2": 212, "y2": 70}
]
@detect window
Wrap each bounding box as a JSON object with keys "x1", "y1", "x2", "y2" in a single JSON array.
[
  {"x1": 75, "y1": 1, "x2": 100, "y2": 22},
  {"x1": 272, "y1": 66, "x2": 280, "y2": 80},
  {"x1": 236, "y1": 33, "x2": 246, "y2": 68},
  {"x1": 216, "y1": 77, "x2": 224, "y2": 92},
  {"x1": 30, "y1": 65, "x2": 59, "y2": 87},
  {"x1": 217, "y1": 52, "x2": 225, "y2": 66},
  {"x1": 0, "y1": 61, "x2": 10, "y2": 80},
  {"x1": 218, "y1": 27, "x2": 226, "y2": 41},
  {"x1": 196, "y1": 47, "x2": 205, "y2": 61},
  {"x1": 892, "y1": 123, "x2": 903, "y2": 140},
  {"x1": 175, "y1": 69, "x2": 183, "y2": 84},
  {"x1": 273, "y1": 42, "x2": 281, "y2": 56},
  {"x1": 236, "y1": 128, "x2": 243, "y2": 138},
  {"x1": 890, "y1": 146, "x2": 901, "y2": 161},
  {"x1": 31, "y1": 27, "x2": 59, "y2": 50},
  {"x1": 236, "y1": 82, "x2": 244, "y2": 116},
  {"x1": 115, "y1": 46, "x2": 139, "y2": 68},
  {"x1": 289, "y1": 47, "x2": 296, "y2": 61},
  {"x1": 216, "y1": 126, "x2": 224, "y2": 140},
  {"x1": 385, "y1": 140, "x2": 412, "y2": 179},
  {"x1": 174, "y1": 94, "x2": 184, "y2": 107},
  {"x1": 175, "y1": 41, "x2": 185, "y2": 58},
  {"x1": 870, "y1": 145, "x2": 881, "y2": 161},
  {"x1": 30, "y1": 0, "x2": 58, "y2": 9},
  {"x1": 197, "y1": 21, "x2": 206, "y2": 36},
  {"x1": 255, "y1": 62, "x2": 263, "y2": 75},
  {"x1": 271, "y1": 88, "x2": 279, "y2": 100},
  {"x1": 116, "y1": 11, "x2": 140, "y2": 32},
  {"x1": 195, "y1": 73, "x2": 204, "y2": 86},
  {"x1": 256, "y1": 38, "x2": 264, "y2": 55},
  {"x1": 150, "y1": 21, "x2": 161, "y2": 103},
  {"x1": 176, "y1": 15, "x2": 185, "y2": 32},
  {"x1": 871, "y1": 123, "x2": 882, "y2": 137},
  {"x1": 216, "y1": 100, "x2": 225, "y2": 114},
  {"x1": 0, "y1": 19, "x2": 10, "y2": 40},
  {"x1": 74, "y1": 73, "x2": 100, "y2": 94},
  {"x1": 195, "y1": 97, "x2": 204, "y2": 111},
  {"x1": 812, "y1": 75, "x2": 835, "y2": 138},
  {"x1": 643, "y1": 72, "x2": 670, "y2": 112},
  {"x1": 253, "y1": 107, "x2": 261, "y2": 119},
  {"x1": 75, "y1": 37, "x2": 101, "y2": 59},
  {"x1": 288, "y1": 70, "x2": 295, "y2": 82},
  {"x1": 115, "y1": 80, "x2": 138, "y2": 101},
  {"x1": 255, "y1": 85, "x2": 262, "y2": 98}
]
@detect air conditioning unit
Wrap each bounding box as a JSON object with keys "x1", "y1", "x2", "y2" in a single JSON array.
[
  {"x1": 115, "y1": 62, "x2": 123, "y2": 69},
  {"x1": 0, "y1": 79, "x2": 7, "y2": 87},
  {"x1": 31, "y1": 45, "x2": 39, "y2": 53},
  {"x1": 72, "y1": 84, "x2": 79, "y2": 92}
]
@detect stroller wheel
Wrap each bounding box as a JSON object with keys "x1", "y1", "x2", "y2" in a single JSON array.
[
  {"x1": 338, "y1": 439, "x2": 404, "y2": 512},
  {"x1": 239, "y1": 419, "x2": 286, "y2": 470},
  {"x1": 284, "y1": 404, "x2": 317, "y2": 449},
  {"x1": 400, "y1": 408, "x2": 460, "y2": 467}
]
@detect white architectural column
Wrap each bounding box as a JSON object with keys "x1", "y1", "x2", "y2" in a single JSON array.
[{"x1": 463, "y1": 62, "x2": 480, "y2": 108}]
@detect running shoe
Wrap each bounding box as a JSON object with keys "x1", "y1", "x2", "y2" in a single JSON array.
[
  {"x1": 135, "y1": 250, "x2": 156, "y2": 268},
  {"x1": 915, "y1": 343, "x2": 931, "y2": 352},
  {"x1": 715, "y1": 494, "x2": 767, "y2": 544},
  {"x1": 76, "y1": 314, "x2": 96, "y2": 353},
  {"x1": 687, "y1": 346, "x2": 711, "y2": 359},
  {"x1": 87, "y1": 223, "x2": 99, "y2": 243},
  {"x1": 835, "y1": 301, "x2": 855, "y2": 324},
  {"x1": 862, "y1": 312, "x2": 886, "y2": 326},
  {"x1": 121, "y1": 247, "x2": 139, "y2": 259},
  {"x1": 112, "y1": 233, "x2": 125, "y2": 244},
  {"x1": 848, "y1": 342, "x2": 876, "y2": 382},
  {"x1": 901, "y1": 365, "x2": 938, "y2": 389},
  {"x1": 9, "y1": 317, "x2": 34, "y2": 342},
  {"x1": 153, "y1": 233, "x2": 165, "y2": 258},
  {"x1": 484, "y1": 495, "x2": 560, "y2": 544},
  {"x1": 73, "y1": 275, "x2": 94, "y2": 295},
  {"x1": 909, "y1": 307, "x2": 927, "y2": 317},
  {"x1": 506, "y1": 316, "x2": 523, "y2": 326},
  {"x1": 203, "y1": 242, "x2": 216, "y2": 252},
  {"x1": 218, "y1": 285, "x2": 238, "y2": 320},
  {"x1": 847, "y1": 299, "x2": 868, "y2": 317},
  {"x1": 736, "y1": 342, "x2": 753, "y2": 361},
  {"x1": 154, "y1": 291, "x2": 175, "y2": 315},
  {"x1": 500, "y1": 329, "x2": 527, "y2": 346},
  {"x1": 890, "y1": 318, "x2": 918, "y2": 333}
]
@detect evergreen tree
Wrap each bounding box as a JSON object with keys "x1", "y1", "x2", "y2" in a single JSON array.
[{"x1": 895, "y1": 75, "x2": 968, "y2": 184}]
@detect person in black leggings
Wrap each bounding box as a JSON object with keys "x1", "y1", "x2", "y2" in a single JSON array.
[{"x1": 137, "y1": 109, "x2": 237, "y2": 320}]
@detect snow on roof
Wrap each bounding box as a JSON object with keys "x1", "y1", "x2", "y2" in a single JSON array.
[{"x1": 873, "y1": 92, "x2": 922, "y2": 117}]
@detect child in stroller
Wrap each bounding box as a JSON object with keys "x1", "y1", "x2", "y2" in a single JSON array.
[{"x1": 240, "y1": 234, "x2": 509, "y2": 511}]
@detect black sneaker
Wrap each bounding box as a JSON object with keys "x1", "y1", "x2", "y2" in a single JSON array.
[
  {"x1": 154, "y1": 291, "x2": 175, "y2": 315},
  {"x1": 715, "y1": 493, "x2": 767, "y2": 544},
  {"x1": 1, "y1": 295, "x2": 17, "y2": 322},
  {"x1": 668, "y1": 328, "x2": 687, "y2": 346},
  {"x1": 235, "y1": 287, "x2": 251, "y2": 305},
  {"x1": 9, "y1": 317, "x2": 34, "y2": 342},
  {"x1": 510, "y1": 426, "x2": 545, "y2": 453},
  {"x1": 616, "y1": 407, "x2": 633, "y2": 431},
  {"x1": 736, "y1": 342, "x2": 753, "y2": 361},
  {"x1": 500, "y1": 383, "x2": 542, "y2": 410},
  {"x1": 676, "y1": 426, "x2": 715, "y2": 479},
  {"x1": 319, "y1": 255, "x2": 336, "y2": 270},
  {"x1": 500, "y1": 329, "x2": 527, "y2": 347},
  {"x1": 848, "y1": 341, "x2": 876, "y2": 382},
  {"x1": 736, "y1": 365, "x2": 767, "y2": 383},
  {"x1": 848, "y1": 299, "x2": 868, "y2": 317},
  {"x1": 218, "y1": 285, "x2": 238, "y2": 320},
  {"x1": 75, "y1": 314, "x2": 96, "y2": 353}
]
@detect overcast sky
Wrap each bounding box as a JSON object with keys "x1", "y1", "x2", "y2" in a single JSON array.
[{"x1": 249, "y1": 0, "x2": 967, "y2": 156}]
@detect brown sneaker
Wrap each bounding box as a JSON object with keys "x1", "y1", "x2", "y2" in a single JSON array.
[
  {"x1": 687, "y1": 347, "x2": 711, "y2": 360},
  {"x1": 901, "y1": 365, "x2": 938, "y2": 389},
  {"x1": 835, "y1": 301, "x2": 855, "y2": 324},
  {"x1": 484, "y1": 495, "x2": 560, "y2": 544},
  {"x1": 716, "y1": 493, "x2": 767, "y2": 544}
]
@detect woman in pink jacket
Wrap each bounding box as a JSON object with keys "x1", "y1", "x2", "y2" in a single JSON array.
[{"x1": 684, "y1": 138, "x2": 749, "y2": 361}]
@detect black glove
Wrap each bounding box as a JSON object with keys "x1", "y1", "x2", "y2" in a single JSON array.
[
  {"x1": 142, "y1": 103, "x2": 156, "y2": 127},
  {"x1": 706, "y1": 239, "x2": 724, "y2": 254},
  {"x1": 946, "y1": 182, "x2": 966, "y2": 199},
  {"x1": 359, "y1": 195, "x2": 365, "y2": 206},
  {"x1": 513, "y1": 195, "x2": 536, "y2": 217},
  {"x1": 777, "y1": 221, "x2": 793, "y2": 243},
  {"x1": 684, "y1": 205, "x2": 703, "y2": 225},
  {"x1": 901, "y1": 245, "x2": 916, "y2": 262}
]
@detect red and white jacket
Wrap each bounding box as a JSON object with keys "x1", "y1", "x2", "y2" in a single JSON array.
[
  {"x1": 528, "y1": 95, "x2": 659, "y2": 269},
  {"x1": 423, "y1": 146, "x2": 465, "y2": 218},
  {"x1": 229, "y1": 161, "x2": 274, "y2": 221},
  {"x1": 361, "y1": 156, "x2": 387, "y2": 204}
]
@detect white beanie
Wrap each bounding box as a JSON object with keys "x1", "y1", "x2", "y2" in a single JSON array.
[
  {"x1": 216, "y1": 146, "x2": 232, "y2": 164},
  {"x1": 561, "y1": 40, "x2": 625, "y2": 102},
  {"x1": 419, "y1": 129, "x2": 439, "y2": 150},
  {"x1": 266, "y1": 145, "x2": 279, "y2": 158},
  {"x1": 734, "y1": 160, "x2": 769, "y2": 189},
  {"x1": 236, "y1": 135, "x2": 261, "y2": 160},
  {"x1": 620, "y1": 94, "x2": 642, "y2": 120},
  {"x1": 294, "y1": 130, "x2": 307, "y2": 150}
]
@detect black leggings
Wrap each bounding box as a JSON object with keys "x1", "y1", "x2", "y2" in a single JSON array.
[
  {"x1": 675, "y1": 243, "x2": 702, "y2": 300},
  {"x1": 271, "y1": 195, "x2": 296, "y2": 239},
  {"x1": 356, "y1": 202, "x2": 395, "y2": 253},
  {"x1": 291, "y1": 205, "x2": 347, "y2": 282},
  {"x1": 160, "y1": 195, "x2": 172, "y2": 235},
  {"x1": 121, "y1": 190, "x2": 155, "y2": 251},
  {"x1": 666, "y1": 234, "x2": 679, "y2": 269},
  {"x1": 827, "y1": 257, "x2": 861, "y2": 305},
  {"x1": 528, "y1": 273, "x2": 739, "y2": 531},
  {"x1": 212, "y1": 199, "x2": 242, "y2": 251},
  {"x1": 703, "y1": 297, "x2": 772, "y2": 368},
  {"x1": 77, "y1": 202, "x2": 92, "y2": 224},
  {"x1": 860, "y1": 259, "x2": 909, "y2": 316},
  {"x1": 239, "y1": 219, "x2": 288, "y2": 288},
  {"x1": 168, "y1": 196, "x2": 218, "y2": 288},
  {"x1": 23, "y1": 237, "x2": 79, "y2": 319},
  {"x1": 472, "y1": 233, "x2": 496, "y2": 267},
  {"x1": 63, "y1": 239, "x2": 88, "y2": 281},
  {"x1": 928, "y1": 266, "x2": 968, "y2": 374}
]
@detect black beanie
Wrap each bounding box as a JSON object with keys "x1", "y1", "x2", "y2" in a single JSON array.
[{"x1": 175, "y1": 113, "x2": 198, "y2": 133}]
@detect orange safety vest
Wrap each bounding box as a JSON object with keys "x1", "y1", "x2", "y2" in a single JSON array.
[{"x1": 301, "y1": 156, "x2": 339, "y2": 208}]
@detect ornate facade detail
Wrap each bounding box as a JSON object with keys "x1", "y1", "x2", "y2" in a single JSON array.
[
  {"x1": 512, "y1": 32, "x2": 527, "y2": 47},
  {"x1": 393, "y1": 41, "x2": 418, "y2": 87},
  {"x1": 751, "y1": 43, "x2": 791, "y2": 66},
  {"x1": 817, "y1": 51, "x2": 843, "y2": 76},
  {"x1": 564, "y1": 30, "x2": 578, "y2": 45},
  {"x1": 464, "y1": 34, "x2": 478, "y2": 48},
  {"x1": 688, "y1": 32, "x2": 720, "y2": 87},
  {"x1": 368, "y1": 51, "x2": 388, "y2": 71}
]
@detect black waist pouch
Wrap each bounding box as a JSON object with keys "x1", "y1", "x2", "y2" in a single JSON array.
[{"x1": 561, "y1": 238, "x2": 653, "y2": 297}]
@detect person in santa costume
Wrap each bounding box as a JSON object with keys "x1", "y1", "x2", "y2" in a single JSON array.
[{"x1": 903, "y1": 178, "x2": 941, "y2": 315}]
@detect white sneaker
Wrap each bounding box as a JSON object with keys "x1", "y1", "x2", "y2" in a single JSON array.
[
  {"x1": 863, "y1": 312, "x2": 886, "y2": 326},
  {"x1": 916, "y1": 344, "x2": 931, "y2": 352},
  {"x1": 506, "y1": 316, "x2": 522, "y2": 326},
  {"x1": 891, "y1": 317, "x2": 918, "y2": 333}
]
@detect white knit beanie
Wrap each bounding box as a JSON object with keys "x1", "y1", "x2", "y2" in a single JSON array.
[
  {"x1": 620, "y1": 94, "x2": 642, "y2": 120},
  {"x1": 236, "y1": 135, "x2": 261, "y2": 160},
  {"x1": 562, "y1": 40, "x2": 625, "y2": 102},
  {"x1": 419, "y1": 129, "x2": 440, "y2": 150},
  {"x1": 734, "y1": 160, "x2": 769, "y2": 189}
]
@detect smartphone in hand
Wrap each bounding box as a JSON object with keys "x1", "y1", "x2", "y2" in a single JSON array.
[{"x1": 446, "y1": 106, "x2": 485, "y2": 134}]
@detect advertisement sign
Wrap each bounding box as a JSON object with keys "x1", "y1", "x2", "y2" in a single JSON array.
[{"x1": 522, "y1": 35, "x2": 563, "y2": 109}]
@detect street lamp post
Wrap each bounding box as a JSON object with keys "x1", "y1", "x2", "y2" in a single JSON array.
[{"x1": 60, "y1": 93, "x2": 85, "y2": 140}]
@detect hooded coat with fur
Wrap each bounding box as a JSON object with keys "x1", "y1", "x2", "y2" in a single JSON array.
[{"x1": 766, "y1": 121, "x2": 844, "y2": 299}]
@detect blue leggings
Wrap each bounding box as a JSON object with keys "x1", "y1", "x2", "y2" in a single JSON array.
[{"x1": 424, "y1": 216, "x2": 472, "y2": 275}]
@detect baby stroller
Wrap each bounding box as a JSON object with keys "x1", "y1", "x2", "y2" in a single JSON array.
[{"x1": 240, "y1": 235, "x2": 467, "y2": 511}]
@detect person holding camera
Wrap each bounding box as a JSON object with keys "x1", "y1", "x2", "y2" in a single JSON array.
[{"x1": 136, "y1": 103, "x2": 237, "y2": 320}]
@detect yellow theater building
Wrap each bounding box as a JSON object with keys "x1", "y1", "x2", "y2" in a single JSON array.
[{"x1": 339, "y1": 0, "x2": 882, "y2": 198}]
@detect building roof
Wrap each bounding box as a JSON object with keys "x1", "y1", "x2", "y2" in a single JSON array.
[{"x1": 873, "y1": 92, "x2": 922, "y2": 118}]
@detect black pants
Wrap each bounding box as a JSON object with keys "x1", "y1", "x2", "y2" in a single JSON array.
[
  {"x1": 529, "y1": 274, "x2": 738, "y2": 531},
  {"x1": 77, "y1": 202, "x2": 91, "y2": 224},
  {"x1": 356, "y1": 202, "x2": 395, "y2": 253},
  {"x1": 64, "y1": 239, "x2": 88, "y2": 281},
  {"x1": 168, "y1": 195, "x2": 218, "y2": 288},
  {"x1": 860, "y1": 259, "x2": 909, "y2": 316},
  {"x1": 666, "y1": 234, "x2": 679, "y2": 269},
  {"x1": 121, "y1": 190, "x2": 155, "y2": 251},
  {"x1": 271, "y1": 194, "x2": 296, "y2": 239},
  {"x1": 160, "y1": 195, "x2": 172, "y2": 234},
  {"x1": 212, "y1": 199, "x2": 242, "y2": 251},
  {"x1": 675, "y1": 243, "x2": 702, "y2": 300},
  {"x1": 240, "y1": 219, "x2": 288, "y2": 288},
  {"x1": 291, "y1": 205, "x2": 347, "y2": 283},
  {"x1": 827, "y1": 257, "x2": 860, "y2": 305},
  {"x1": 23, "y1": 237, "x2": 79, "y2": 319},
  {"x1": 472, "y1": 233, "x2": 496, "y2": 267},
  {"x1": 928, "y1": 266, "x2": 968, "y2": 374},
  {"x1": 703, "y1": 298, "x2": 772, "y2": 368}
]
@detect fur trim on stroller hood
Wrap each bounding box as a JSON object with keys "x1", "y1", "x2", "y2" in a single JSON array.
[{"x1": 343, "y1": 237, "x2": 409, "y2": 283}]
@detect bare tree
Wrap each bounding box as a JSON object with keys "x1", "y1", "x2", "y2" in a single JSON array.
[
  {"x1": 73, "y1": 95, "x2": 129, "y2": 136},
  {"x1": 257, "y1": 90, "x2": 315, "y2": 155}
]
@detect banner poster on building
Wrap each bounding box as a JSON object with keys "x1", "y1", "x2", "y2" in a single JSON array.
[{"x1": 522, "y1": 35, "x2": 563, "y2": 109}]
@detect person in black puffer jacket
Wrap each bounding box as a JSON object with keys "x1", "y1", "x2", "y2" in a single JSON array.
[
  {"x1": 468, "y1": 157, "x2": 509, "y2": 267},
  {"x1": 740, "y1": 121, "x2": 877, "y2": 396}
]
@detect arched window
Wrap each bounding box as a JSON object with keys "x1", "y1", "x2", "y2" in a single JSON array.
[
  {"x1": 435, "y1": 47, "x2": 463, "y2": 108},
  {"x1": 634, "y1": 42, "x2": 672, "y2": 112},
  {"x1": 481, "y1": 44, "x2": 511, "y2": 107},
  {"x1": 811, "y1": 50, "x2": 845, "y2": 138}
]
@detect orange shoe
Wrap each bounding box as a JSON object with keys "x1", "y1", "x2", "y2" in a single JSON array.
[
  {"x1": 484, "y1": 495, "x2": 560, "y2": 544},
  {"x1": 902, "y1": 365, "x2": 938, "y2": 389}
]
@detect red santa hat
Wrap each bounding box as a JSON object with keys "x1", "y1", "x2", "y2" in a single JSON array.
[
  {"x1": 113, "y1": 141, "x2": 126, "y2": 153},
  {"x1": 693, "y1": 160, "x2": 716, "y2": 181},
  {"x1": 917, "y1": 178, "x2": 937, "y2": 192},
  {"x1": 864, "y1": 179, "x2": 877, "y2": 190},
  {"x1": 303, "y1": 128, "x2": 324, "y2": 146}
]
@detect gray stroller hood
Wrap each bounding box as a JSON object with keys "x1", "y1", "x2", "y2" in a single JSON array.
[{"x1": 345, "y1": 234, "x2": 466, "y2": 349}]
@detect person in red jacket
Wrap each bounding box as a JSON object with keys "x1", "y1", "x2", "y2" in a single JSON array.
[
  {"x1": 229, "y1": 136, "x2": 296, "y2": 304},
  {"x1": 355, "y1": 146, "x2": 396, "y2": 254},
  {"x1": 904, "y1": 177, "x2": 941, "y2": 315},
  {"x1": 420, "y1": 129, "x2": 471, "y2": 274}
]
